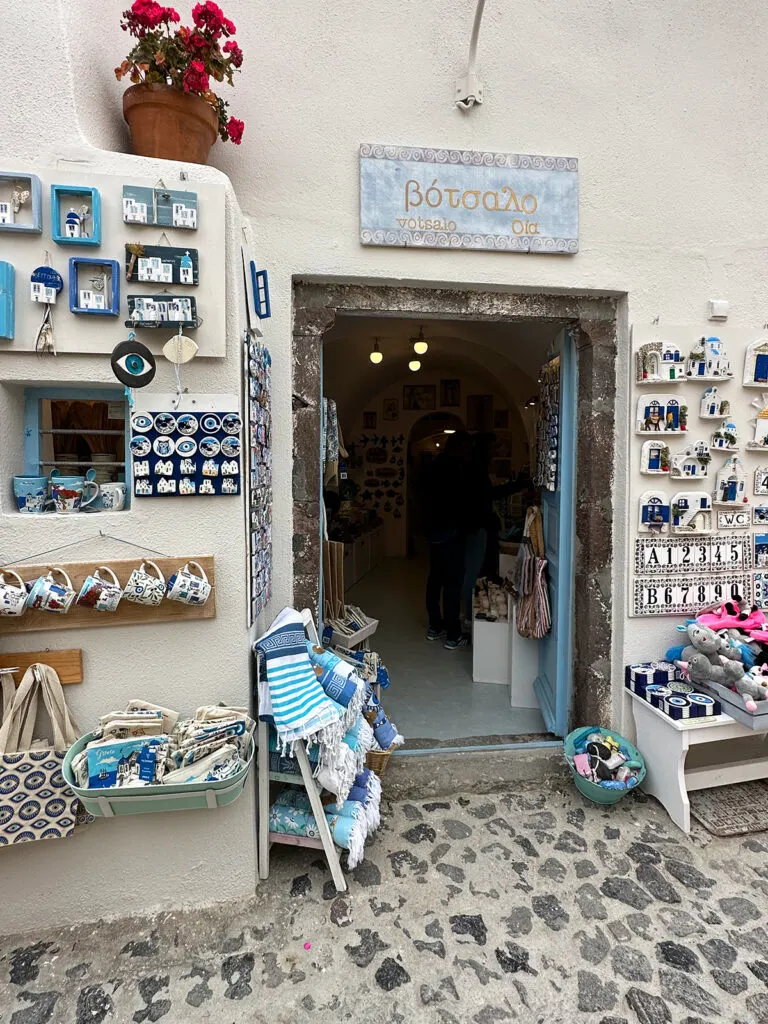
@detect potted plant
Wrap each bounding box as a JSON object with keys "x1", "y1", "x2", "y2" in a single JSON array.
[{"x1": 116, "y1": 1, "x2": 245, "y2": 164}]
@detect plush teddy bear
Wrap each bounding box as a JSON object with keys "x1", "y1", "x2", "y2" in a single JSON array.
[{"x1": 674, "y1": 622, "x2": 767, "y2": 712}]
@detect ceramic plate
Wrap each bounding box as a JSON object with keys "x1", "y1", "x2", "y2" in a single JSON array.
[
  {"x1": 221, "y1": 436, "x2": 241, "y2": 458},
  {"x1": 176, "y1": 437, "x2": 198, "y2": 456},
  {"x1": 199, "y1": 436, "x2": 221, "y2": 457},
  {"x1": 176, "y1": 414, "x2": 199, "y2": 436},
  {"x1": 130, "y1": 436, "x2": 152, "y2": 457},
  {"x1": 153, "y1": 436, "x2": 177, "y2": 457},
  {"x1": 221, "y1": 413, "x2": 242, "y2": 435},
  {"x1": 154, "y1": 412, "x2": 177, "y2": 434},
  {"x1": 201, "y1": 414, "x2": 221, "y2": 433},
  {"x1": 131, "y1": 413, "x2": 153, "y2": 432}
]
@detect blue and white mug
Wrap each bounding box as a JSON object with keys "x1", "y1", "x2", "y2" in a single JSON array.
[
  {"x1": 0, "y1": 570, "x2": 28, "y2": 616},
  {"x1": 13, "y1": 475, "x2": 51, "y2": 514},
  {"x1": 26, "y1": 567, "x2": 76, "y2": 613},
  {"x1": 166, "y1": 561, "x2": 211, "y2": 605},
  {"x1": 50, "y1": 468, "x2": 99, "y2": 514},
  {"x1": 76, "y1": 565, "x2": 123, "y2": 612},
  {"x1": 123, "y1": 560, "x2": 166, "y2": 606}
]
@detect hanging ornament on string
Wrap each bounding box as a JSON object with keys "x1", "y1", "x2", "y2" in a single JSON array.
[
  {"x1": 110, "y1": 331, "x2": 156, "y2": 407},
  {"x1": 163, "y1": 325, "x2": 198, "y2": 409},
  {"x1": 30, "y1": 251, "x2": 63, "y2": 355}
]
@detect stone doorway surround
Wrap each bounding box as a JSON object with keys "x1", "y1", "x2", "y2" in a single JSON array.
[{"x1": 292, "y1": 281, "x2": 621, "y2": 729}]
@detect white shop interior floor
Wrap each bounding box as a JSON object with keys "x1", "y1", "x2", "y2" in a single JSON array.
[{"x1": 346, "y1": 557, "x2": 547, "y2": 745}]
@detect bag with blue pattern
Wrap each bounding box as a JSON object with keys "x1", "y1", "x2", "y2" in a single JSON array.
[{"x1": 0, "y1": 664, "x2": 88, "y2": 845}]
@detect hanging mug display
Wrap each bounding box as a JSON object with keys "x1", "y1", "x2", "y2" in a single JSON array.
[
  {"x1": 26, "y1": 568, "x2": 76, "y2": 613},
  {"x1": 122, "y1": 560, "x2": 166, "y2": 606},
  {"x1": 76, "y1": 566, "x2": 123, "y2": 612},
  {"x1": 0, "y1": 570, "x2": 28, "y2": 616},
  {"x1": 166, "y1": 561, "x2": 211, "y2": 605}
]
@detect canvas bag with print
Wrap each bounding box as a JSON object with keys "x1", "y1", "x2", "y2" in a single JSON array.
[{"x1": 0, "y1": 663, "x2": 84, "y2": 845}]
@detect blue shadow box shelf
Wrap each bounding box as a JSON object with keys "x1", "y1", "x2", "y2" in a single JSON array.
[
  {"x1": 0, "y1": 172, "x2": 42, "y2": 234},
  {"x1": 51, "y1": 185, "x2": 101, "y2": 246},
  {"x1": 69, "y1": 258, "x2": 120, "y2": 316}
]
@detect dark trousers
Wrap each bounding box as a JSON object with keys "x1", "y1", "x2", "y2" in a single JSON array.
[{"x1": 426, "y1": 537, "x2": 464, "y2": 641}]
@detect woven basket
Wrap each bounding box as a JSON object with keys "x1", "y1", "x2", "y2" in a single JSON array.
[{"x1": 366, "y1": 745, "x2": 394, "y2": 776}]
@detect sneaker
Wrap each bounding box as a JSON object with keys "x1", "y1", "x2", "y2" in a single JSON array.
[
  {"x1": 425, "y1": 628, "x2": 446, "y2": 642},
  {"x1": 443, "y1": 635, "x2": 470, "y2": 651}
]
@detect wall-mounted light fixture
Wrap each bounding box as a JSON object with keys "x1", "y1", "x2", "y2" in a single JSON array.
[{"x1": 369, "y1": 337, "x2": 383, "y2": 364}]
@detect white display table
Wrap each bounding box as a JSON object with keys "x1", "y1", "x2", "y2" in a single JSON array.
[{"x1": 629, "y1": 688, "x2": 768, "y2": 833}]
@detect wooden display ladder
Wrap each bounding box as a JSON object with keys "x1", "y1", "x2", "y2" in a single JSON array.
[{"x1": 256, "y1": 609, "x2": 347, "y2": 893}]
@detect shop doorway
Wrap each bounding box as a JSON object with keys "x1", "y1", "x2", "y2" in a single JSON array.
[
  {"x1": 406, "y1": 412, "x2": 465, "y2": 558},
  {"x1": 293, "y1": 282, "x2": 619, "y2": 746}
]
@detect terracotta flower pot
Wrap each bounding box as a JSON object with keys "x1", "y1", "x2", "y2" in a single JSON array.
[{"x1": 123, "y1": 84, "x2": 218, "y2": 165}]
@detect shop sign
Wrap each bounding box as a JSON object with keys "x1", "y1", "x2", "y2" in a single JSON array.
[{"x1": 359, "y1": 144, "x2": 578, "y2": 254}]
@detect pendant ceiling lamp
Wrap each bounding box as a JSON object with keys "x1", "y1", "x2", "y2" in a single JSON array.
[
  {"x1": 409, "y1": 359, "x2": 421, "y2": 372},
  {"x1": 411, "y1": 325, "x2": 429, "y2": 356},
  {"x1": 369, "y1": 337, "x2": 383, "y2": 364}
]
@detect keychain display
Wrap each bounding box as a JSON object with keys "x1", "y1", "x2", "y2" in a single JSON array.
[
  {"x1": 247, "y1": 337, "x2": 272, "y2": 619},
  {"x1": 535, "y1": 356, "x2": 560, "y2": 491}
]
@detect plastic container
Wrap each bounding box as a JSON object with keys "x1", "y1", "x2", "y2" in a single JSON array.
[
  {"x1": 564, "y1": 726, "x2": 646, "y2": 805},
  {"x1": 63, "y1": 732, "x2": 254, "y2": 817}
]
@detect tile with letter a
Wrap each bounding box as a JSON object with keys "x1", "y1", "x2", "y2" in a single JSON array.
[
  {"x1": 632, "y1": 573, "x2": 752, "y2": 616},
  {"x1": 634, "y1": 535, "x2": 752, "y2": 576}
]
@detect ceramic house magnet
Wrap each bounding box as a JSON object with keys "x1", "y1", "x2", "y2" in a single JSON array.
[
  {"x1": 669, "y1": 440, "x2": 710, "y2": 479},
  {"x1": 671, "y1": 492, "x2": 713, "y2": 534},
  {"x1": 640, "y1": 440, "x2": 670, "y2": 475},
  {"x1": 745, "y1": 394, "x2": 768, "y2": 451},
  {"x1": 699, "y1": 387, "x2": 730, "y2": 419},
  {"x1": 714, "y1": 456, "x2": 747, "y2": 505},
  {"x1": 743, "y1": 338, "x2": 768, "y2": 387},
  {"x1": 639, "y1": 491, "x2": 671, "y2": 533},
  {"x1": 711, "y1": 421, "x2": 740, "y2": 451},
  {"x1": 635, "y1": 341, "x2": 685, "y2": 384},
  {"x1": 685, "y1": 336, "x2": 732, "y2": 379},
  {"x1": 636, "y1": 395, "x2": 688, "y2": 433}
]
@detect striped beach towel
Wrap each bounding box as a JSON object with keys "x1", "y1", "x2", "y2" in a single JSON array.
[{"x1": 255, "y1": 608, "x2": 343, "y2": 745}]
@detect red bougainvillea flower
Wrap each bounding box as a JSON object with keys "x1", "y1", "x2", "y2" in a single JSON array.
[
  {"x1": 226, "y1": 116, "x2": 244, "y2": 144},
  {"x1": 192, "y1": 1, "x2": 224, "y2": 35},
  {"x1": 183, "y1": 58, "x2": 209, "y2": 93},
  {"x1": 223, "y1": 39, "x2": 243, "y2": 67}
]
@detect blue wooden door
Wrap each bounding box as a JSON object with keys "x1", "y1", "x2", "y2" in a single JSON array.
[{"x1": 534, "y1": 329, "x2": 577, "y2": 736}]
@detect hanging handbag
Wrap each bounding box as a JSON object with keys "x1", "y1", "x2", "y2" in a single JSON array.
[{"x1": 0, "y1": 663, "x2": 88, "y2": 845}]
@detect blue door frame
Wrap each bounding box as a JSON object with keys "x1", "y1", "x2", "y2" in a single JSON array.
[{"x1": 534, "y1": 329, "x2": 577, "y2": 737}]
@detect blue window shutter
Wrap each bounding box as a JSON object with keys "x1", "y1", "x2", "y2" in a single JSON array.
[{"x1": 0, "y1": 261, "x2": 14, "y2": 339}]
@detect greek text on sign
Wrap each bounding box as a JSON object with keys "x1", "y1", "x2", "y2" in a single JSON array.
[
  {"x1": 633, "y1": 574, "x2": 752, "y2": 616},
  {"x1": 359, "y1": 144, "x2": 579, "y2": 254},
  {"x1": 634, "y1": 536, "x2": 753, "y2": 576}
]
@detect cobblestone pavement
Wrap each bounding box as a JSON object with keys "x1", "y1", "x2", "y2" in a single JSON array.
[{"x1": 3, "y1": 783, "x2": 768, "y2": 1024}]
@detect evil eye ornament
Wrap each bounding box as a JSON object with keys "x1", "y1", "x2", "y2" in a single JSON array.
[
  {"x1": 201, "y1": 414, "x2": 221, "y2": 433},
  {"x1": 176, "y1": 414, "x2": 198, "y2": 436},
  {"x1": 110, "y1": 338, "x2": 156, "y2": 388},
  {"x1": 131, "y1": 413, "x2": 152, "y2": 432},
  {"x1": 176, "y1": 437, "x2": 197, "y2": 456}
]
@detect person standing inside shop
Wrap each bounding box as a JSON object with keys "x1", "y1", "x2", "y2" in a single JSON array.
[{"x1": 424, "y1": 432, "x2": 472, "y2": 650}]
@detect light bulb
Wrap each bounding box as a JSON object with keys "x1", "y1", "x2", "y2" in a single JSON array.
[
  {"x1": 413, "y1": 340, "x2": 428, "y2": 355},
  {"x1": 435, "y1": 442, "x2": 440, "y2": 447},
  {"x1": 369, "y1": 338, "x2": 383, "y2": 364},
  {"x1": 408, "y1": 359, "x2": 421, "y2": 372},
  {"x1": 443, "y1": 428, "x2": 455, "y2": 434}
]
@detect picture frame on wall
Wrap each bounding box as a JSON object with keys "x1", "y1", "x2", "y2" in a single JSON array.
[
  {"x1": 403, "y1": 384, "x2": 436, "y2": 411},
  {"x1": 363, "y1": 411, "x2": 377, "y2": 429},
  {"x1": 383, "y1": 398, "x2": 399, "y2": 421},
  {"x1": 440, "y1": 379, "x2": 460, "y2": 407}
]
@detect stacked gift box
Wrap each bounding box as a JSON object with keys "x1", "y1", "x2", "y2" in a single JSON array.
[{"x1": 625, "y1": 662, "x2": 721, "y2": 720}]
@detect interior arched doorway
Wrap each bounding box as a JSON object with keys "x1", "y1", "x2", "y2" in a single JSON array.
[{"x1": 406, "y1": 412, "x2": 465, "y2": 558}]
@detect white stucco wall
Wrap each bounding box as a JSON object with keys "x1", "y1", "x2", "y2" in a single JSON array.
[{"x1": 3, "y1": 0, "x2": 768, "y2": 929}]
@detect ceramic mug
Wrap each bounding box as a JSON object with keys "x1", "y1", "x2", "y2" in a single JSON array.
[
  {"x1": 76, "y1": 565, "x2": 123, "y2": 612},
  {"x1": 166, "y1": 561, "x2": 211, "y2": 606},
  {"x1": 123, "y1": 560, "x2": 166, "y2": 606},
  {"x1": 0, "y1": 570, "x2": 28, "y2": 616},
  {"x1": 50, "y1": 468, "x2": 99, "y2": 514},
  {"x1": 26, "y1": 567, "x2": 76, "y2": 613},
  {"x1": 13, "y1": 475, "x2": 51, "y2": 514},
  {"x1": 81, "y1": 481, "x2": 127, "y2": 513}
]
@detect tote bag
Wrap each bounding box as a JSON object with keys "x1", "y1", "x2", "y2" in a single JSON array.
[{"x1": 0, "y1": 664, "x2": 87, "y2": 845}]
